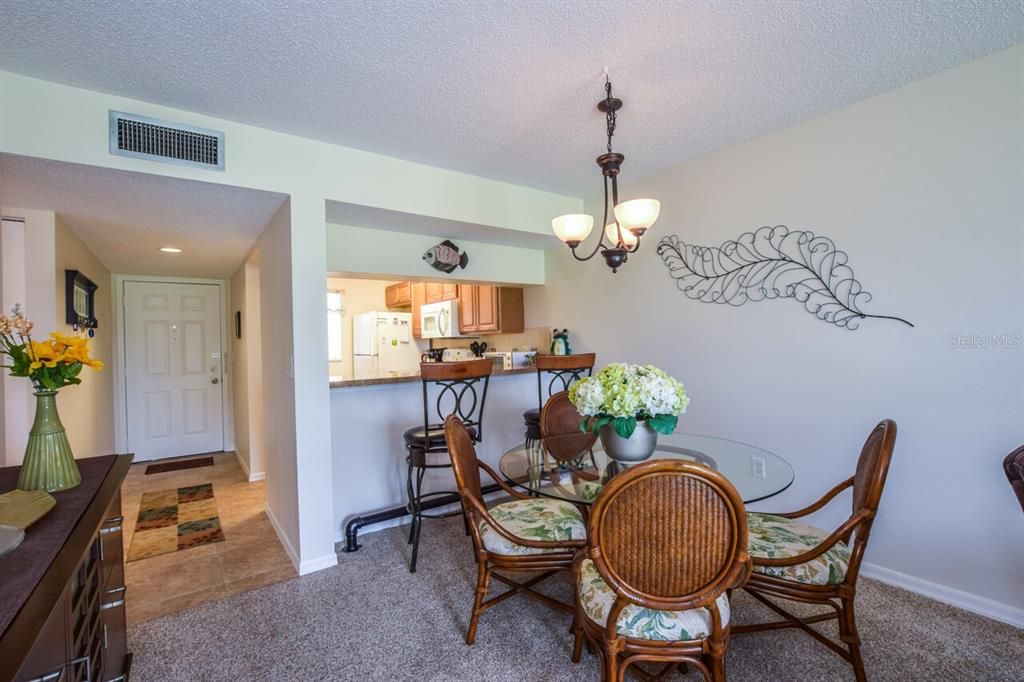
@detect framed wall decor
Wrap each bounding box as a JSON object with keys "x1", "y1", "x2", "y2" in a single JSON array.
[{"x1": 64, "y1": 270, "x2": 98, "y2": 330}]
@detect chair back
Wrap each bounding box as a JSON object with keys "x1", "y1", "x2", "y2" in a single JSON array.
[
  {"x1": 419, "y1": 360, "x2": 492, "y2": 444},
  {"x1": 588, "y1": 460, "x2": 749, "y2": 615},
  {"x1": 851, "y1": 419, "x2": 898, "y2": 519},
  {"x1": 1003, "y1": 445, "x2": 1024, "y2": 513},
  {"x1": 539, "y1": 390, "x2": 583, "y2": 437},
  {"x1": 444, "y1": 415, "x2": 483, "y2": 506},
  {"x1": 535, "y1": 353, "x2": 595, "y2": 411}
]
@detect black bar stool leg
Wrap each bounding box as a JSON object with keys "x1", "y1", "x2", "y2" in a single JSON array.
[
  {"x1": 409, "y1": 462, "x2": 427, "y2": 573},
  {"x1": 406, "y1": 456, "x2": 416, "y2": 545}
]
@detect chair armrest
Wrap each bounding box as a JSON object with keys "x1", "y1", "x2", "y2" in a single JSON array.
[
  {"x1": 461, "y1": 489, "x2": 585, "y2": 550},
  {"x1": 751, "y1": 510, "x2": 872, "y2": 568},
  {"x1": 774, "y1": 477, "x2": 854, "y2": 519},
  {"x1": 476, "y1": 459, "x2": 530, "y2": 500}
]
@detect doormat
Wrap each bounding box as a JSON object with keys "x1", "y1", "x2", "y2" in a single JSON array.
[
  {"x1": 127, "y1": 483, "x2": 225, "y2": 562},
  {"x1": 145, "y1": 456, "x2": 215, "y2": 475}
]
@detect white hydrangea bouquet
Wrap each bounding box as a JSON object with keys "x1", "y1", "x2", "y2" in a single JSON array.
[{"x1": 569, "y1": 363, "x2": 689, "y2": 438}]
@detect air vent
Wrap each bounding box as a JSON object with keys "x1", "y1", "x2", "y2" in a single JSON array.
[{"x1": 109, "y1": 111, "x2": 225, "y2": 171}]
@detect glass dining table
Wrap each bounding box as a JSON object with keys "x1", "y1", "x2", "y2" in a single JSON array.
[{"x1": 499, "y1": 432, "x2": 794, "y2": 505}]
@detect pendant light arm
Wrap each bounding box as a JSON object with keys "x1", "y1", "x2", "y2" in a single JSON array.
[{"x1": 570, "y1": 174, "x2": 612, "y2": 261}]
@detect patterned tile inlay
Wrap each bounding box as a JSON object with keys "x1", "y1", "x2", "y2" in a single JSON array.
[{"x1": 127, "y1": 483, "x2": 225, "y2": 561}]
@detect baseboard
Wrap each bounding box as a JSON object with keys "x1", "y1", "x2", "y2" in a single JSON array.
[
  {"x1": 298, "y1": 553, "x2": 338, "y2": 576},
  {"x1": 247, "y1": 471, "x2": 266, "y2": 482},
  {"x1": 233, "y1": 450, "x2": 251, "y2": 479},
  {"x1": 861, "y1": 562, "x2": 1024, "y2": 629},
  {"x1": 264, "y1": 503, "x2": 300, "y2": 572}
]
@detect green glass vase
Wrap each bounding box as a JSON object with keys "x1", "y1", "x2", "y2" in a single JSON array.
[{"x1": 17, "y1": 390, "x2": 81, "y2": 492}]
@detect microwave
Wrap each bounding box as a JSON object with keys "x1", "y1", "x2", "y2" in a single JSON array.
[{"x1": 420, "y1": 300, "x2": 462, "y2": 339}]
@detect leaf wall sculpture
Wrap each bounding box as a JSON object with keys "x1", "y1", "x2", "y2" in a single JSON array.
[{"x1": 655, "y1": 225, "x2": 912, "y2": 330}]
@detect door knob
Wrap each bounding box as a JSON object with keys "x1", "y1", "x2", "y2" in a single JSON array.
[{"x1": 211, "y1": 378, "x2": 220, "y2": 384}]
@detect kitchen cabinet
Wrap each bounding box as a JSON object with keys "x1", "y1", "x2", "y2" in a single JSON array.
[
  {"x1": 411, "y1": 283, "x2": 426, "y2": 337},
  {"x1": 385, "y1": 282, "x2": 411, "y2": 308},
  {"x1": 425, "y1": 282, "x2": 458, "y2": 304},
  {"x1": 458, "y1": 285, "x2": 524, "y2": 335}
]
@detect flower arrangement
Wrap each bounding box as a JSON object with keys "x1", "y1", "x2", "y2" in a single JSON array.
[
  {"x1": 0, "y1": 304, "x2": 103, "y2": 391},
  {"x1": 569, "y1": 363, "x2": 689, "y2": 438}
]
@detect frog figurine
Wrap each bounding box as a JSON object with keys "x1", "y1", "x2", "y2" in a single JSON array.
[{"x1": 551, "y1": 329, "x2": 571, "y2": 356}]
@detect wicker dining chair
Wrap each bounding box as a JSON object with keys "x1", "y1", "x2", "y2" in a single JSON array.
[
  {"x1": 571, "y1": 460, "x2": 751, "y2": 681},
  {"x1": 524, "y1": 353, "x2": 596, "y2": 447},
  {"x1": 733, "y1": 419, "x2": 898, "y2": 682},
  {"x1": 444, "y1": 415, "x2": 587, "y2": 645},
  {"x1": 1004, "y1": 445, "x2": 1024, "y2": 513},
  {"x1": 539, "y1": 390, "x2": 597, "y2": 466}
]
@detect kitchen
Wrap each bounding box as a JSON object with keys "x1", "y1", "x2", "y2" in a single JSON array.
[
  {"x1": 327, "y1": 276, "x2": 548, "y2": 385},
  {"x1": 328, "y1": 274, "x2": 556, "y2": 547}
]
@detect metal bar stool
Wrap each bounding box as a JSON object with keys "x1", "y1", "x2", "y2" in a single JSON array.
[
  {"x1": 405, "y1": 359, "x2": 492, "y2": 573},
  {"x1": 523, "y1": 353, "x2": 596, "y2": 448}
]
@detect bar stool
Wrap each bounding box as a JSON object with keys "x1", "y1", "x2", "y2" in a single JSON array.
[
  {"x1": 523, "y1": 353, "x2": 596, "y2": 447},
  {"x1": 405, "y1": 359, "x2": 492, "y2": 573}
]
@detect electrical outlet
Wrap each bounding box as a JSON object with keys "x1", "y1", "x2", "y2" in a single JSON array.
[{"x1": 751, "y1": 456, "x2": 767, "y2": 479}]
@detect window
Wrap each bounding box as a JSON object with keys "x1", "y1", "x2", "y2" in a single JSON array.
[{"x1": 327, "y1": 290, "x2": 344, "y2": 361}]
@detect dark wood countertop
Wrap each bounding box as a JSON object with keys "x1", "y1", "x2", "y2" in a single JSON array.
[
  {"x1": 0, "y1": 453, "x2": 133, "y2": 677},
  {"x1": 330, "y1": 365, "x2": 534, "y2": 389}
]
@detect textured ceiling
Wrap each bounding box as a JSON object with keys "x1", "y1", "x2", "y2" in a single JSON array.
[
  {"x1": 0, "y1": 1, "x2": 1021, "y2": 197},
  {"x1": 0, "y1": 155, "x2": 287, "y2": 278}
]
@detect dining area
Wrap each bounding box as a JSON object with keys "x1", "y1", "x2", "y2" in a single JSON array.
[{"x1": 393, "y1": 355, "x2": 898, "y2": 681}]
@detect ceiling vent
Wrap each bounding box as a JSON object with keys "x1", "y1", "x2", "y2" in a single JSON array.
[{"x1": 109, "y1": 111, "x2": 225, "y2": 171}]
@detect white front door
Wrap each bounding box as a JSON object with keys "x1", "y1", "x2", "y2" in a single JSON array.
[{"x1": 124, "y1": 281, "x2": 225, "y2": 460}]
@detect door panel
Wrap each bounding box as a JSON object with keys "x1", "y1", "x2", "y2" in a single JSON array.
[
  {"x1": 476, "y1": 285, "x2": 499, "y2": 332},
  {"x1": 125, "y1": 282, "x2": 224, "y2": 460}
]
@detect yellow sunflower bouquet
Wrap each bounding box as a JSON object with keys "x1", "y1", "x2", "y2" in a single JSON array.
[{"x1": 0, "y1": 304, "x2": 103, "y2": 391}]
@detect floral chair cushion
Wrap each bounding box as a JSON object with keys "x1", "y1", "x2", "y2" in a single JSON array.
[
  {"x1": 577, "y1": 559, "x2": 730, "y2": 641},
  {"x1": 747, "y1": 512, "x2": 850, "y2": 586},
  {"x1": 478, "y1": 498, "x2": 585, "y2": 556}
]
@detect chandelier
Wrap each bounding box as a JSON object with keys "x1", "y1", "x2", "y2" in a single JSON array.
[{"x1": 551, "y1": 73, "x2": 660, "y2": 273}]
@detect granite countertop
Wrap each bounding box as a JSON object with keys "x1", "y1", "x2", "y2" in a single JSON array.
[{"x1": 330, "y1": 365, "x2": 534, "y2": 389}]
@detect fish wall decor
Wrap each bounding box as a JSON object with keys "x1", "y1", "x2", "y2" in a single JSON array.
[{"x1": 422, "y1": 240, "x2": 469, "y2": 273}]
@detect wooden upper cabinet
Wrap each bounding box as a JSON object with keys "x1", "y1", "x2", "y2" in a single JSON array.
[
  {"x1": 385, "y1": 282, "x2": 412, "y2": 309},
  {"x1": 475, "y1": 285, "x2": 499, "y2": 332},
  {"x1": 458, "y1": 285, "x2": 477, "y2": 333},
  {"x1": 425, "y1": 282, "x2": 458, "y2": 304},
  {"x1": 411, "y1": 283, "x2": 426, "y2": 337},
  {"x1": 458, "y1": 285, "x2": 524, "y2": 335}
]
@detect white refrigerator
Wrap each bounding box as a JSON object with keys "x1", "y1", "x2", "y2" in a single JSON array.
[{"x1": 352, "y1": 311, "x2": 422, "y2": 379}]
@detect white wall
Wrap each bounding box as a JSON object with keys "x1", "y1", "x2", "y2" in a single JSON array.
[
  {"x1": 529, "y1": 46, "x2": 1024, "y2": 622},
  {"x1": 327, "y1": 224, "x2": 546, "y2": 285},
  {"x1": 230, "y1": 262, "x2": 264, "y2": 480},
  {"x1": 330, "y1": 372, "x2": 536, "y2": 539},
  {"x1": 53, "y1": 216, "x2": 115, "y2": 457}
]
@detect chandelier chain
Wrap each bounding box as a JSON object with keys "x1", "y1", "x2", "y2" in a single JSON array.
[{"x1": 605, "y1": 78, "x2": 617, "y2": 153}]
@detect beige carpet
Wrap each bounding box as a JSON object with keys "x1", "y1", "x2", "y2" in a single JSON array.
[{"x1": 128, "y1": 513, "x2": 1022, "y2": 681}]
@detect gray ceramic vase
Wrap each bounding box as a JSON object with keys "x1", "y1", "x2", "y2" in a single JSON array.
[{"x1": 599, "y1": 421, "x2": 659, "y2": 463}]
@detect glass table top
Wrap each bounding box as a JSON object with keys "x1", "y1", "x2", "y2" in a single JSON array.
[{"x1": 499, "y1": 432, "x2": 794, "y2": 505}]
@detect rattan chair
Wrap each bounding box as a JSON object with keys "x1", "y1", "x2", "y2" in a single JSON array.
[
  {"x1": 1004, "y1": 445, "x2": 1024, "y2": 513},
  {"x1": 733, "y1": 419, "x2": 898, "y2": 682},
  {"x1": 571, "y1": 460, "x2": 751, "y2": 681},
  {"x1": 444, "y1": 415, "x2": 587, "y2": 645},
  {"x1": 538, "y1": 390, "x2": 597, "y2": 466},
  {"x1": 524, "y1": 353, "x2": 596, "y2": 447}
]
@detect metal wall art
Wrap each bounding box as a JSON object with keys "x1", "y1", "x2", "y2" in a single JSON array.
[{"x1": 656, "y1": 225, "x2": 912, "y2": 330}]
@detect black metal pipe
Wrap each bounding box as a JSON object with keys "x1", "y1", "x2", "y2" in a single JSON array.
[{"x1": 342, "y1": 482, "x2": 502, "y2": 553}]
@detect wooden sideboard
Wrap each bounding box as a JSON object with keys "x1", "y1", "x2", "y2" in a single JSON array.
[{"x1": 0, "y1": 454, "x2": 133, "y2": 682}]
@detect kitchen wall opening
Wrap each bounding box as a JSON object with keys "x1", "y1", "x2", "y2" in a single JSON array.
[{"x1": 326, "y1": 275, "x2": 550, "y2": 383}]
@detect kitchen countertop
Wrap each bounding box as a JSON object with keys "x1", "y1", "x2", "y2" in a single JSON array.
[{"x1": 330, "y1": 365, "x2": 534, "y2": 388}]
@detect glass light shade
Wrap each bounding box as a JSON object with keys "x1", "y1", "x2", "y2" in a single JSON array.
[
  {"x1": 551, "y1": 214, "x2": 594, "y2": 245},
  {"x1": 613, "y1": 199, "x2": 661, "y2": 235},
  {"x1": 604, "y1": 222, "x2": 638, "y2": 247}
]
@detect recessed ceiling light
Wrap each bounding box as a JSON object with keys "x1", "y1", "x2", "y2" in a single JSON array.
[{"x1": 159, "y1": 247, "x2": 182, "y2": 253}]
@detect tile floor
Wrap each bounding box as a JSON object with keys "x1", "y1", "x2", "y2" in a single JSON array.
[{"x1": 120, "y1": 452, "x2": 296, "y2": 625}]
